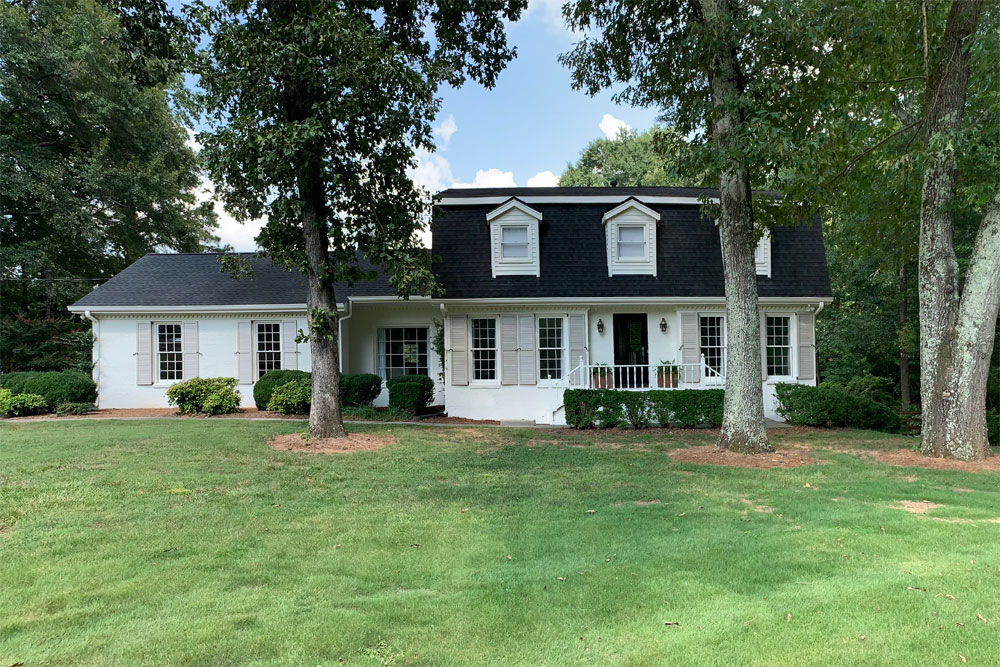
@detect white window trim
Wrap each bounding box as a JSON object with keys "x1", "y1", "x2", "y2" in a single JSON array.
[
  {"x1": 153, "y1": 321, "x2": 183, "y2": 386},
  {"x1": 487, "y1": 199, "x2": 542, "y2": 278},
  {"x1": 536, "y1": 314, "x2": 567, "y2": 385},
  {"x1": 375, "y1": 325, "x2": 431, "y2": 381},
  {"x1": 698, "y1": 312, "x2": 727, "y2": 381},
  {"x1": 469, "y1": 316, "x2": 500, "y2": 387},
  {"x1": 254, "y1": 320, "x2": 282, "y2": 382},
  {"x1": 604, "y1": 199, "x2": 659, "y2": 277},
  {"x1": 615, "y1": 225, "x2": 649, "y2": 263},
  {"x1": 764, "y1": 312, "x2": 795, "y2": 382}
]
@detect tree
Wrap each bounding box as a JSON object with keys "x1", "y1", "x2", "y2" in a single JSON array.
[
  {"x1": 0, "y1": 0, "x2": 218, "y2": 372},
  {"x1": 558, "y1": 127, "x2": 704, "y2": 187},
  {"x1": 192, "y1": 0, "x2": 525, "y2": 439},
  {"x1": 562, "y1": 0, "x2": 837, "y2": 453}
]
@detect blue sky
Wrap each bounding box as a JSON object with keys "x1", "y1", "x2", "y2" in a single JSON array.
[{"x1": 205, "y1": 0, "x2": 658, "y2": 250}]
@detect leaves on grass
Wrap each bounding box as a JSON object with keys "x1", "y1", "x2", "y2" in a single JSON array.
[
  {"x1": 787, "y1": 613, "x2": 792, "y2": 622},
  {"x1": 907, "y1": 587, "x2": 927, "y2": 592},
  {"x1": 977, "y1": 613, "x2": 988, "y2": 623},
  {"x1": 859, "y1": 634, "x2": 866, "y2": 641},
  {"x1": 586, "y1": 509, "x2": 596, "y2": 514},
  {"x1": 557, "y1": 576, "x2": 566, "y2": 581},
  {"x1": 410, "y1": 543, "x2": 421, "y2": 548},
  {"x1": 664, "y1": 621, "x2": 681, "y2": 627},
  {"x1": 960, "y1": 655, "x2": 966, "y2": 663}
]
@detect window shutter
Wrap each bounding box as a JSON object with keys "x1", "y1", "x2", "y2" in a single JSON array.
[
  {"x1": 449, "y1": 315, "x2": 468, "y2": 386},
  {"x1": 282, "y1": 320, "x2": 298, "y2": 370},
  {"x1": 500, "y1": 315, "x2": 518, "y2": 385},
  {"x1": 136, "y1": 321, "x2": 152, "y2": 385},
  {"x1": 237, "y1": 321, "x2": 253, "y2": 384},
  {"x1": 760, "y1": 311, "x2": 768, "y2": 380},
  {"x1": 182, "y1": 321, "x2": 199, "y2": 379},
  {"x1": 797, "y1": 311, "x2": 815, "y2": 380},
  {"x1": 518, "y1": 315, "x2": 536, "y2": 385},
  {"x1": 568, "y1": 314, "x2": 586, "y2": 385},
  {"x1": 680, "y1": 311, "x2": 700, "y2": 383}
]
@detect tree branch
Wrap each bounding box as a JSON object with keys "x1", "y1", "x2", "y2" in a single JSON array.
[{"x1": 830, "y1": 119, "x2": 923, "y2": 183}]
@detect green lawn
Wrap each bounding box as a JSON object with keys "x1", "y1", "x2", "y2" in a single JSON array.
[{"x1": 2, "y1": 421, "x2": 999, "y2": 666}]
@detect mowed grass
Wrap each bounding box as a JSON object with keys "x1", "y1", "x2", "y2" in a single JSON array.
[{"x1": 2, "y1": 421, "x2": 1000, "y2": 666}]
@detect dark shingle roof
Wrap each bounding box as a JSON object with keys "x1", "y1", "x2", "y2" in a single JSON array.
[
  {"x1": 437, "y1": 186, "x2": 783, "y2": 199},
  {"x1": 69, "y1": 253, "x2": 395, "y2": 308},
  {"x1": 431, "y1": 201, "x2": 831, "y2": 299}
]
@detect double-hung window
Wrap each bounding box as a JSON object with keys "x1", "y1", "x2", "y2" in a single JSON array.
[
  {"x1": 766, "y1": 315, "x2": 791, "y2": 377},
  {"x1": 699, "y1": 315, "x2": 726, "y2": 377},
  {"x1": 377, "y1": 327, "x2": 429, "y2": 379},
  {"x1": 156, "y1": 323, "x2": 183, "y2": 381},
  {"x1": 538, "y1": 317, "x2": 564, "y2": 381},
  {"x1": 617, "y1": 225, "x2": 646, "y2": 259},
  {"x1": 471, "y1": 318, "x2": 497, "y2": 381},
  {"x1": 501, "y1": 226, "x2": 530, "y2": 260},
  {"x1": 256, "y1": 322, "x2": 281, "y2": 379}
]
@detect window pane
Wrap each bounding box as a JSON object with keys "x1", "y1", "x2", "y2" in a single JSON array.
[
  {"x1": 699, "y1": 316, "x2": 725, "y2": 376},
  {"x1": 538, "y1": 317, "x2": 563, "y2": 380},
  {"x1": 766, "y1": 316, "x2": 791, "y2": 376},
  {"x1": 377, "y1": 327, "x2": 429, "y2": 379},
  {"x1": 156, "y1": 323, "x2": 183, "y2": 381},
  {"x1": 471, "y1": 318, "x2": 497, "y2": 380},
  {"x1": 618, "y1": 226, "x2": 644, "y2": 243},
  {"x1": 502, "y1": 243, "x2": 529, "y2": 258},
  {"x1": 502, "y1": 226, "x2": 528, "y2": 243},
  {"x1": 256, "y1": 322, "x2": 282, "y2": 379}
]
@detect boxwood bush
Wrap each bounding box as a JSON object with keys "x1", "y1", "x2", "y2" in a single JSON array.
[
  {"x1": 253, "y1": 370, "x2": 383, "y2": 411},
  {"x1": 253, "y1": 370, "x2": 311, "y2": 410},
  {"x1": 0, "y1": 370, "x2": 96, "y2": 408},
  {"x1": 386, "y1": 375, "x2": 435, "y2": 415},
  {"x1": 563, "y1": 389, "x2": 725, "y2": 429},
  {"x1": 166, "y1": 377, "x2": 241, "y2": 415},
  {"x1": 775, "y1": 383, "x2": 901, "y2": 432},
  {"x1": 267, "y1": 378, "x2": 311, "y2": 415}
]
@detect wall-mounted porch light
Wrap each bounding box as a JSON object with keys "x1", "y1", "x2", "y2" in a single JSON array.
[
  {"x1": 596, "y1": 318, "x2": 605, "y2": 335},
  {"x1": 659, "y1": 317, "x2": 668, "y2": 333}
]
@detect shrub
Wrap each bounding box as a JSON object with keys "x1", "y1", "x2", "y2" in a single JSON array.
[
  {"x1": 648, "y1": 390, "x2": 725, "y2": 428},
  {"x1": 775, "y1": 383, "x2": 901, "y2": 432},
  {"x1": 267, "y1": 379, "x2": 311, "y2": 415},
  {"x1": 253, "y1": 369, "x2": 310, "y2": 410},
  {"x1": 988, "y1": 414, "x2": 999, "y2": 446},
  {"x1": 386, "y1": 374, "x2": 435, "y2": 415},
  {"x1": 0, "y1": 390, "x2": 49, "y2": 417},
  {"x1": 166, "y1": 377, "x2": 241, "y2": 415},
  {"x1": 560, "y1": 389, "x2": 625, "y2": 429},
  {"x1": 55, "y1": 402, "x2": 97, "y2": 416},
  {"x1": 620, "y1": 392, "x2": 652, "y2": 429},
  {"x1": 0, "y1": 370, "x2": 96, "y2": 408},
  {"x1": 843, "y1": 373, "x2": 895, "y2": 407},
  {"x1": 341, "y1": 373, "x2": 383, "y2": 407}
]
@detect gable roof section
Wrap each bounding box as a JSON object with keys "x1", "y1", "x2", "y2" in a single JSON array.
[
  {"x1": 485, "y1": 197, "x2": 543, "y2": 222},
  {"x1": 431, "y1": 195, "x2": 831, "y2": 299},
  {"x1": 68, "y1": 253, "x2": 396, "y2": 310},
  {"x1": 602, "y1": 197, "x2": 661, "y2": 224}
]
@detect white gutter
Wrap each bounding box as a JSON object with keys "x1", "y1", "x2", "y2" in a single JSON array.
[
  {"x1": 337, "y1": 299, "x2": 354, "y2": 372},
  {"x1": 83, "y1": 310, "x2": 100, "y2": 408},
  {"x1": 438, "y1": 195, "x2": 720, "y2": 206},
  {"x1": 68, "y1": 303, "x2": 315, "y2": 314}
]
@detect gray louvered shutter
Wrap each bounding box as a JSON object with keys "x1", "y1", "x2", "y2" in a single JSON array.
[
  {"x1": 237, "y1": 321, "x2": 253, "y2": 384},
  {"x1": 568, "y1": 314, "x2": 586, "y2": 385},
  {"x1": 136, "y1": 321, "x2": 152, "y2": 385},
  {"x1": 182, "y1": 321, "x2": 199, "y2": 379},
  {"x1": 797, "y1": 311, "x2": 815, "y2": 380},
  {"x1": 760, "y1": 311, "x2": 769, "y2": 380},
  {"x1": 501, "y1": 315, "x2": 518, "y2": 385},
  {"x1": 680, "y1": 311, "x2": 700, "y2": 383},
  {"x1": 449, "y1": 315, "x2": 468, "y2": 386},
  {"x1": 518, "y1": 315, "x2": 536, "y2": 384},
  {"x1": 282, "y1": 320, "x2": 298, "y2": 370}
]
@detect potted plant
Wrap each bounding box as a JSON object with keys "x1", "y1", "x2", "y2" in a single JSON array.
[
  {"x1": 592, "y1": 363, "x2": 613, "y2": 389},
  {"x1": 657, "y1": 360, "x2": 679, "y2": 388}
]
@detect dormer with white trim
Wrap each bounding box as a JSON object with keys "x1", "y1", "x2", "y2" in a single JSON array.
[
  {"x1": 754, "y1": 230, "x2": 772, "y2": 277},
  {"x1": 603, "y1": 198, "x2": 659, "y2": 277},
  {"x1": 486, "y1": 198, "x2": 542, "y2": 278}
]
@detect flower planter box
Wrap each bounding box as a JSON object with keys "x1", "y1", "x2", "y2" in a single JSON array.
[{"x1": 592, "y1": 369, "x2": 613, "y2": 389}]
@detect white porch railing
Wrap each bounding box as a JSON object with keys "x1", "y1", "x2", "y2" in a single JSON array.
[{"x1": 554, "y1": 355, "x2": 726, "y2": 390}]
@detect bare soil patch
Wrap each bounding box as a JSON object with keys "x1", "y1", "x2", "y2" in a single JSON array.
[
  {"x1": 873, "y1": 449, "x2": 1000, "y2": 472},
  {"x1": 419, "y1": 415, "x2": 500, "y2": 425},
  {"x1": 268, "y1": 432, "x2": 396, "y2": 454},
  {"x1": 667, "y1": 445, "x2": 816, "y2": 469},
  {"x1": 741, "y1": 498, "x2": 774, "y2": 513},
  {"x1": 891, "y1": 500, "x2": 945, "y2": 514}
]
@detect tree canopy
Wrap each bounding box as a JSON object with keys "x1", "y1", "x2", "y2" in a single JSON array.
[{"x1": 558, "y1": 127, "x2": 706, "y2": 188}]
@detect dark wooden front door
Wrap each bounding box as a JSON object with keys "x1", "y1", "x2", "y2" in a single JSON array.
[{"x1": 613, "y1": 314, "x2": 649, "y2": 388}]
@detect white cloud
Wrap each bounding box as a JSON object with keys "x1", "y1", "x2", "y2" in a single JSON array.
[
  {"x1": 198, "y1": 177, "x2": 266, "y2": 252},
  {"x1": 527, "y1": 170, "x2": 560, "y2": 187},
  {"x1": 433, "y1": 114, "x2": 458, "y2": 146},
  {"x1": 599, "y1": 113, "x2": 632, "y2": 140},
  {"x1": 524, "y1": 0, "x2": 582, "y2": 37},
  {"x1": 452, "y1": 168, "x2": 517, "y2": 189}
]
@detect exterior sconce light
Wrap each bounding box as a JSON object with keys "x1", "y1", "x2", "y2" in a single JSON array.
[
  {"x1": 659, "y1": 318, "x2": 668, "y2": 333},
  {"x1": 597, "y1": 318, "x2": 605, "y2": 335}
]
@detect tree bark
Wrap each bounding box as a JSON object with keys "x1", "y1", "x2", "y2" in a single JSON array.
[
  {"x1": 698, "y1": 0, "x2": 770, "y2": 453},
  {"x1": 899, "y1": 261, "x2": 910, "y2": 408},
  {"x1": 918, "y1": 0, "x2": 992, "y2": 460}
]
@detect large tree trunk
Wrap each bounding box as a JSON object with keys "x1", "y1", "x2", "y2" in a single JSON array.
[
  {"x1": 698, "y1": 0, "x2": 770, "y2": 453},
  {"x1": 899, "y1": 261, "x2": 911, "y2": 408},
  {"x1": 918, "y1": 0, "x2": 992, "y2": 460}
]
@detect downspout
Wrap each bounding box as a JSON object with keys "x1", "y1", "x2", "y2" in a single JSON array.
[
  {"x1": 814, "y1": 301, "x2": 825, "y2": 385},
  {"x1": 84, "y1": 310, "x2": 100, "y2": 408},
  {"x1": 338, "y1": 299, "x2": 353, "y2": 372}
]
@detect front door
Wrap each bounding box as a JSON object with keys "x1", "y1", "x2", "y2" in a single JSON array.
[{"x1": 613, "y1": 314, "x2": 649, "y2": 388}]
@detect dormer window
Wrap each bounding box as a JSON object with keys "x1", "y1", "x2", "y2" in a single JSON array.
[
  {"x1": 603, "y1": 198, "x2": 659, "y2": 277},
  {"x1": 486, "y1": 198, "x2": 541, "y2": 277}
]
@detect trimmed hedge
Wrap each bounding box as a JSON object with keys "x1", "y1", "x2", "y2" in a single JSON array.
[
  {"x1": 166, "y1": 377, "x2": 241, "y2": 415},
  {"x1": 563, "y1": 389, "x2": 725, "y2": 429},
  {"x1": 386, "y1": 375, "x2": 435, "y2": 415},
  {"x1": 253, "y1": 370, "x2": 383, "y2": 410},
  {"x1": 253, "y1": 370, "x2": 310, "y2": 410},
  {"x1": 775, "y1": 383, "x2": 901, "y2": 432},
  {"x1": 0, "y1": 370, "x2": 96, "y2": 408},
  {"x1": 267, "y1": 378, "x2": 311, "y2": 415}
]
